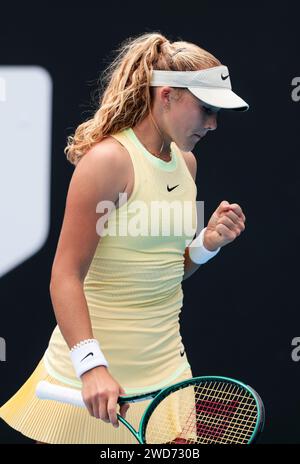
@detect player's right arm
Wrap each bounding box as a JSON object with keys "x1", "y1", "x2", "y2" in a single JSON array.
[{"x1": 49, "y1": 142, "x2": 131, "y2": 426}]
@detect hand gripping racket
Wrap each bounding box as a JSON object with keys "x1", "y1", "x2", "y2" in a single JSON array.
[{"x1": 36, "y1": 375, "x2": 265, "y2": 444}]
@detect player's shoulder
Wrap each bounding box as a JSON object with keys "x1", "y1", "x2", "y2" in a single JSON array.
[
  {"x1": 71, "y1": 135, "x2": 132, "y2": 195},
  {"x1": 180, "y1": 150, "x2": 197, "y2": 181},
  {"x1": 76, "y1": 135, "x2": 131, "y2": 175},
  {"x1": 84, "y1": 135, "x2": 129, "y2": 164}
]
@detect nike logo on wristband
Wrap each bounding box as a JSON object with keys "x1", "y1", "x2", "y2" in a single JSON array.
[
  {"x1": 180, "y1": 349, "x2": 185, "y2": 357},
  {"x1": 80, "y1": 352, "x2": 94, "y2": 362}
]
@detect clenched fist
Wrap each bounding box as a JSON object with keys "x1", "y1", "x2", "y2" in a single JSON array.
[{"x1": 203, "y1": 200, "x2": 246, "y2": 251}]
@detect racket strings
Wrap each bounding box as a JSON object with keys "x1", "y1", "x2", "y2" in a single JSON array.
[{"x1": 144, "y1": 381, "x2": 258, "y2": 444}]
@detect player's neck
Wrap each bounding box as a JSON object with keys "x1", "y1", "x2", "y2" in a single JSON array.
[{"x1": 132, "y1": 114, "x2": 172, "y2": 160}]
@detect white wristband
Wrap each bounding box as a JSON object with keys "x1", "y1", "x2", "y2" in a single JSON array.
[
  {"x1": 70, "y1": 339, "x2": 109, "y2": 378},
  {"x1": 188, "y1": 227, "x2": 221, "y2": 264}
]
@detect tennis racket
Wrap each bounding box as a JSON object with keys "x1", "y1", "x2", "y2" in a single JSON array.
[{"x1": 36, "y1": 375, "x2": 265, "y2": 444}]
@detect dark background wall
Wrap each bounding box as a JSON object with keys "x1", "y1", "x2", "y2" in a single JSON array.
[{"x1": 0, "y1": 3, "x2": 299, "y2": 443}]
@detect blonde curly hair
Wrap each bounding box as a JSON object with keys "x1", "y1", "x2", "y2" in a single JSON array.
[{"x1": 64, "y1": 32, "x2": 221, "y2": 166}]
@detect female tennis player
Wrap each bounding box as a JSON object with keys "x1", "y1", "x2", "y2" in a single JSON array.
[{"x1": 0, "y1": 32, "x2": 247, "y2": 444}]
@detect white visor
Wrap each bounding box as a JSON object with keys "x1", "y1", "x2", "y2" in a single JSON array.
[{"x1": 150, "y1": 65, "x2": 249, "y2": 111}]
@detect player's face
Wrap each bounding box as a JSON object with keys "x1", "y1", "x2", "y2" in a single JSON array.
[{"x1": 166, "y1": 89, "x2": 220, "y2": 151}]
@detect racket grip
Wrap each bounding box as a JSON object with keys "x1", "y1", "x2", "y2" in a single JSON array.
[
  {"x1": 36, "y1": 381, "x2": 85, "y2": 407},
  {"x1": 35, "y1": 381, "x2": 130, "y2": 407}
]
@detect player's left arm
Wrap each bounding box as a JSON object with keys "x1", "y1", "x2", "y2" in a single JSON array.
[
  {"x1": 182, "y1": 151, "x2": 201, "y2": 281},
  {"x1": 182, "y1": 151, "x2": 246, "y2": 281}
]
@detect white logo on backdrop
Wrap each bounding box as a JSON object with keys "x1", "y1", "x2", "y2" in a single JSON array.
[
  {"x1": 0, "y1": 66, "x2": 52, "y2": 278},
  {"x1": 0, "y1": 337, "x2": 6, "y2": 361}
]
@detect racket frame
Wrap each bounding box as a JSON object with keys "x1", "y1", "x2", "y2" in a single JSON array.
[
  {"x1": 119, "y1": 375, "x2": 265, "y2": 444},
  {"x1": 36, "y1": 375, "x2": 265, "y2": 444}
]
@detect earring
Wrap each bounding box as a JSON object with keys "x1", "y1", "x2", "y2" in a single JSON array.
[{"x1": 159, "y1": 140, "x2": 164, "y2": 155}]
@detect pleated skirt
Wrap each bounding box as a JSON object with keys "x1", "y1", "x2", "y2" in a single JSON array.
[{"x1": 0, "y1": 357, "x2": 193, "y2": 444}]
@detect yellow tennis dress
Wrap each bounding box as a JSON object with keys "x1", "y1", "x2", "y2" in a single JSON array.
[{"x1": 0, "y1": 127, "x2": 198, "y2": 443}]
